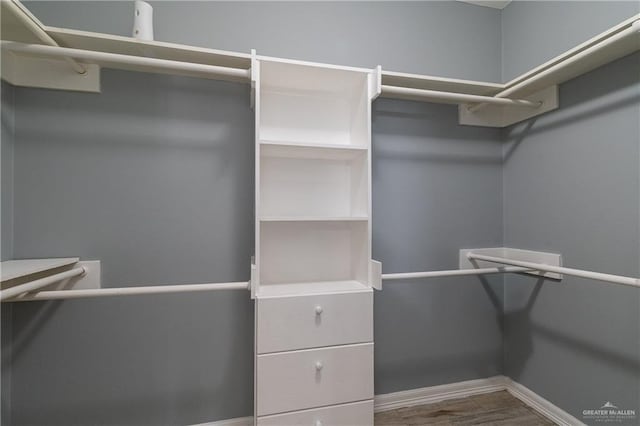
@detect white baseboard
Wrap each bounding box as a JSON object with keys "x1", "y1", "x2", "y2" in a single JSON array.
[
  {"x1": 191, "y1": 416, "x2": 253, "y2": 426},
  {"x1": 503, "y1": 377, "x2": 586, "y2": 426},
  {"x1": 373, "y1": 375, "x2": 508, "y2": 412},
  {"x1": 192, "y1": 375, "x2": 584, "y2": 426}
]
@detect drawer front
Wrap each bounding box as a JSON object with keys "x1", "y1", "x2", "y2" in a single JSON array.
[
  {"x1": 257, "y1": 291, "x2": 373, "y2": 354},
  {"x1": 256, "y1": 343, "x2": 374, "y2": 416},
  {"x1": 257, "y1": 400, "x2": 373, "y2": 426}
]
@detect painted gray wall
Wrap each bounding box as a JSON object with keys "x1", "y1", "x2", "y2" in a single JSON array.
[
  {"x1": 2, "y1": 81, "x2": 14, "y2": 262},
  {"x1": 1, "y1": 81, "x2": 15, "y2": 426},
  {"x1": 501, "y1": 1, "x2": 640, "y2": 423},
  {"x1": 501, "y1": 1, "x2": 639, "y2": 81},
  {"x1": 3, "y1": 2, "x2": 506, "y2": 424},
  {"x1": 372, "y1": 99, "x2": 504, "y2": 392},
  {"x1": 25, "y1": 0, "x2": 502, "y2": 82}
]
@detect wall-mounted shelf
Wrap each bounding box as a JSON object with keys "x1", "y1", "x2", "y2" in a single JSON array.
[
  {"x1": 381, "y1": 70, "x2": 502, "y2": 96},
  {"x1": 1, "y1": 258, "x2": 79, "y2": 282},
  {"x1": 0, "y1": 258, "x2": 101, "y2": 301},
  {"x1": 1, "y1": 0, "x2": 637, "y2": 127}
]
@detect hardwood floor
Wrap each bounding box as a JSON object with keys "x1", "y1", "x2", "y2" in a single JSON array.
[{"x1": 374, "y1": 391, "x2": 556, "y2": 425}]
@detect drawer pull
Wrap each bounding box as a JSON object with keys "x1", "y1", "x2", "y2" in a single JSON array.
[
  {"x1": 315, "y1": 361, "x2": 323, "y2": 371},
  {"x1": 315, "y1": 305, "x2": 323, "y2": 315}
]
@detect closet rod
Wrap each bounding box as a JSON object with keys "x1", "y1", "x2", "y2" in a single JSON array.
[
  {"x1": 0, "y1": 266, "x2": 86, "y2": 301},
  {"x1": 0, "y1": 41, "x2": 251, "y2": 81},
  {"x1": 468, "y1": 19, "x2": 640, "y2": 112},
  {"x1": 467, "y1": 253, "x2": 640, "y2": 288},
  {"x1": 4, "y1": 1, "x2": 86, "y2": 74},
  {"x1": 5, "y1": 281, "x2": 250, "y2": 302},
  {"x1": 380, "y1": 85, "x2": 541, "y2": 108},
  {"x1": 382, "y1": 266, "x2": 530, "y2": 280}
]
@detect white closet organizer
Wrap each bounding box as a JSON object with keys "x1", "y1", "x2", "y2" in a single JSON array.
[
  {"x1": 253, "y1": 57, "x2": 379, "y2": 424},
  {"x1": 1, "y1": 2, "x2": 640, "y2": 425}
]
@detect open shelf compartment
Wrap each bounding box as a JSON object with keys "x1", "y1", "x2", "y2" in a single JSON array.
[
  {"x1": 259, "y1": 221, "x2": 369, "y2": 290},
  {"x1": 259, "y1": 59, "x2": 370, "y2": 147},
  {"x1": 260, "y1": 145, "x2": 368, "y2": 219}
]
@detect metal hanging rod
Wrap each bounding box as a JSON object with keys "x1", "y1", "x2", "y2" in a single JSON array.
[
  {"x1": 467, "y1": 252, "x2": 640, "y2": 288},
  {"x1": 0, "y1": 266, "x2": 87, "y2": 301},
  {"x1": 0, "y1": 41, "x2": 251, "y2": 82},
  {"x1": 468, "y1": 19, "x2": 640, "y2": 113},
  {"x1": 381, "y1": 85, "x2": 542, "y2": 108},
  {"x1": 5, "y1": 280, "x2": 250, "y2": 302},
  {"x1": 382, "y1": 266, "x2": 530, "y2": 281}
]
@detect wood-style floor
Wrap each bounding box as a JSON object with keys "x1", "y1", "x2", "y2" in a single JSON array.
[{"x1": 374, "y1": 391, "x2": 556, "y2": 425}]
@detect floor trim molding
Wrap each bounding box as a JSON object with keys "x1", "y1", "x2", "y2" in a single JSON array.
[
  {"x1": 191, "y1": 416, "x2": 254, "y2": 426},
  {"x1": 503, "y1": 377, "x2": 586, "y2": 426},
  {"x1": 373, "y1": 375, "x2": 508, "y2": 413},
  {"x1": 193, "y1": 375, "x2": 585, "y2": 426}
]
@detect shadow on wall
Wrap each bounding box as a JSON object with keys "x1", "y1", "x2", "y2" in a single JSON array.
[
  {"x1": 503, "y1": 52, "x2": 640, "y2": 141},
  {"x1": 502, "y1": 278, "x2": 640, "y2": 380}
]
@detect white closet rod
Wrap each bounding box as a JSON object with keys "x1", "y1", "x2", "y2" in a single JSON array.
[
  {"x1": 5, "y1": 281, "x2": 250, "y2": 302},
  {"x1": 5, "y1": 1, "x2": 86, "y2": 74},
  {"x1": 468, "y1": 19, "x2": 640, "y2": 112},
  {"x1": 0, "y1": 41, "x2": 251, "y2": 81},
  {"x1": 467, "y1": 253, "x2": 640, "y2": 288},
  {"x1": 0, "y1": 266, "x2": 86, "y2": 301},
  {"x1": 382, "y1": 266, "x2": 530, "y2": 280},
  {"x1": 380, "y1": 85, "x2": 541, "y2": 108}
]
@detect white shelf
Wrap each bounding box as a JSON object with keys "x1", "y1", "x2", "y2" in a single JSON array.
[
  {"x1": 260, "y1": 140, "x2": 367, "y2": 160},
  {"x1": 382, "y1": 70, "x2": 503, "y2": 96},
  {"x1": 260, "y1": 216, "x2": 368, "y2": 222},
  {"x1": 1, "y1": 258, "x2": 79, "y2": 282},
  {"x1": 257, "y1": 280, "x2": 369, "y2": 297}
]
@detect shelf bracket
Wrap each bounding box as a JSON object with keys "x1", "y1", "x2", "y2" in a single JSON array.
[
  {"x1": 458, "y1": 85, "x2": 558, "y2": 128},
  {"x1": 459, "y1": 248, "x2": 563, "y2": 280},
  {"x1": 1, "y1": 50, "x2": 101, "y2": 93}
]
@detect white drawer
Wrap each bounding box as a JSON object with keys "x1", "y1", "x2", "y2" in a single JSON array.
[
  {"x1": 256, "y1": 343, "x2": 374, "y2": 416},
  {"x1": 257, "y1": 400, "x2": 373, "y2": 426},
  {"x1": 257, "y1": 291, "x2": 373, "y2": 354}
]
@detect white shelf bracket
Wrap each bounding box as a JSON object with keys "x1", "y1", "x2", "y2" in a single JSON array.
[
  {"x1": 371, "y1": 260, "x2": 382, "y2": 290},
  {"x1": 459, "y1": 248, "x2": 563, "y2": 280},
  {"x1": 370, "y1": 65, "x2": 382, "y2": 100},
  {"x1": 458, "y1": 85, "x2": 559, "y2": 128},
  {"x1": 1, "y1": 49, "x2": 101, "y2": 93},
  {"x1": 250, "y1": 261, "x2": 258, "y2": 299},
  {"x1": 250, "y1": 49, "x2": 258, "y2": 109}
]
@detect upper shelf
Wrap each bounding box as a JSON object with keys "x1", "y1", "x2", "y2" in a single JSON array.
[
  {"x1": 381, "y1": 70, "x2": 502, "y2": 97},
  {"x1": 502, "y1": 15, "x2": 640, "y2": 99},
  {"x1": 1, "y1": 258, "x2": 79, "y2": 282},
  {"x1": 1, "y1": 0, "x2": 638, "y2": 127},
  {"x1": 46, "y1": 26, "x2": 251, "y2": 71}
]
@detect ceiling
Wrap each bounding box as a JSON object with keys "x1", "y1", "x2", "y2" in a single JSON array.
[{"x1": 457, "y1": 1, "x2": 512, "y2": 10}]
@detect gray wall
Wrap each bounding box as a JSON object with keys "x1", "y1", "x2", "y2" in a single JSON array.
[
  {"x1": 26, "y1": 0, "x2": 502, "y2": 82},
  {"x1": 372, "y1": 99, "x2": 504, "y2": 392},
  {"x1": 3, "y1": 2, "x2": 506, "y2": 425},
  {"x1": 501, "y1": 1, "x2": 640, "y2": 423},
  {"x1": 501, "y1": 1, "x2": 639, "y2": 81},
  {"x1": 1, "y1": 81, "x2": 15, "y2": 426}
]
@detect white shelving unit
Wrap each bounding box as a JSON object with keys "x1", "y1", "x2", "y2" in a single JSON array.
[
  {"x1": 253, "y1": 56, "x2": 378, "y2": 425},
  {"x1": 255, "y1": 58, "x2": 376, "y2": 295}
]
